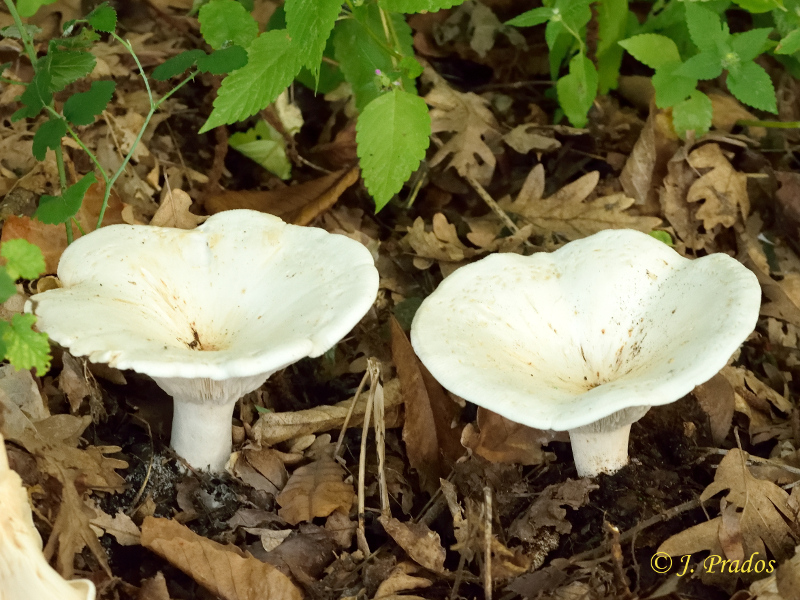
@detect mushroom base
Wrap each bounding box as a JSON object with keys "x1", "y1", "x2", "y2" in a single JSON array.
[
  {"x1": 170, "y1": 398, "x2": 238, "y2": 472},
  {"x1": 569, "y1": 425, "x2": 632, "y2": 478}
]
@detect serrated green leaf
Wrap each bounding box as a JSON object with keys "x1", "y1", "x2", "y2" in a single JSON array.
[
  {"x1": 199, "y1": 0, "x2": 259, "y2": 50},
  {"x1": 334, "y1": 5, "x2": 414, "y2": 111},
  {"x1": 380, "y1": 0, "x2": 466, "y2": 12},
  {"x1": 672, "y1": 90, "x2": 712, "y2": 139},
  {"x1": 675, "y1": 51, "x2": 722, "y2": 80},
  {"x1": 506, "y1": 7, "x2": 554, "y2": 27},
  {"x1": 685, "y1": 3, "x2": 726, "y2": 52},
  {"x1": 731, "y1": 28, "x2": 772, "y2": 62},
  {"x1": 63, "y1": 80, "x2": 115, "y2": 125},
  {"x1": 45, "y1": 50, "x2": 96, "y2": 91},
  {"x1": 151, "y1": 49, "x2": 205, "y2": 80},
  {"x1": 229, "y1": 119, "x2": 291, "y2": 179},
  {"x1": 286, "y1": 0, "x2": 342, "y2": 71},
  {"x1": 731, "y1": 0, "x2": 783, "y2": 12},
  {"x1": 556, "y1": 54, "x2": 597, "y2": 128},
  {"x1": 35, "y1": 172, "x2": 97, "y2": 225},
  {"x1": 618, "y1": 34, "x2": 680, "y2": 69},
  {"x1": 2, "y1": 314, "x2": 51, "y2": 376},
  {"x1": 51, "y1": 27, "x2": 100, "y2": 49},
  {"x1": 87, "y1": 2, "x2": 117, "y2": 32},
  {"x1": 11, "y1": 70, "x2": 52, "y2": 121},
  {"x1": 399, "y1": 56, "x2": 423, "y2": 79},
  {"x1": 596, "y1": 0, "x2": 628, "y2": 94},
  {"x1": 0, "y1": 270, "x2": 17, "y2": 304},
  {"x1": 197, "y1": 45, "x2": 248, "y2": 74},
  {"x1": 776, "y1": 29, "x2": 800, "y2": 55},
  {"x1": 32, "y1": 117, "x2": 66, "y2": 161},
  {"x1": 356, "y1": 89, "x2": 430, "y2": 211},
  {"x1": 16, "y1": 0, "x2": 57, "y2": 18},
  {"x1": 1, "y1": 240, "x2": 45, "y2": 281},
  {"x1": 201, "y1": 30, "x2": 302, "y2": 133},
  {"x1": 727, "y1": 60, "x2": 777, "y2": 112},
  {"x1": 652, "y1": 63, "x2": 697, "y2": 107}
]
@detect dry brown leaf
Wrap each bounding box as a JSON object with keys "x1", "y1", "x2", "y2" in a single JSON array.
[
  {"x1": 659, "y1": 151, "x2": 707, "y2": 250},
  {"x1": 276, "y1": 458, "x2": 355, "y2": 525},
  {"x1": 502, "y1": 124, "x2": 561, "y2": 155},
  {"x1": 252, "y1": 378, "x2": 401, "y2": 446},
  {"x1": 461, "y1": 407, "x2": 559, "y2": 465},
  {"x1": 403, "y1": 213, "x2": 480, "y2": 264},
  {"x1": 693, "y1": 373, "x2": 735, "y2": 445},
  {"x1": 89, "y1": 503, "x2": 141, "y2": 546},
  {"x1": 423, "y1": 67, "x2": 501, "y2": 184},
  {"x1": 205, "y1": 166, "x2": 359, "y2": 225},
  {"x1": 509, "y1": 479, "x2": 597, "y2": 542},
  {"x1": 391, "y1": 317, "x2": 464, "y2": 494},
  {"x1": 709, "y1": 92, "x2": 765, "y2": 138},
  {"x1": 659, "y1": 449, "x2": 797, "y2": 568},
  {"x1": 141, "y1": 517, "x2": 302, "y2": 600},
  {"x1": 150, "y1": 189, "x2": 207, "y2": 229},
  {"x1": 137, "y1": 572, "x2": 172, "y2": 600},
  {"x1": 721, "y1": 366, "x2": 793, "y2": 416},
  {"x1": 374, "y1": 561, "x2": 433, "y2": 599},
  {"x1": 378, "y1": 516, "x2": 447, "y2": 574},
  {"x1": 686, "y1": 143, "x2": 749, "y2": 231},
  {"x1": 748, "y1": 544, "x2": 800, "y2": 600},
  {"x1": 499, "y1": 165, "x2": 661, "y2": 240}
]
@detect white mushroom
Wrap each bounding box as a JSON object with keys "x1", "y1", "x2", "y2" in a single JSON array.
[
  {"x1": 411, "y1": 229, "x2": 761, "y2": 477},
  {"x1": 0, "y1": 433, "x2": 96, "y2": 600},
  {"x1": 26, "y1": 210, "x2": 379, "y2": 472}
]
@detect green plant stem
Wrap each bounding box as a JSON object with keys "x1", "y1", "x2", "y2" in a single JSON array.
[
  {"x1": 737, "y1": 119, "x2": 800, "y2": 129},
  {"x1": 71, "y1": 217, "x2": 85, "y2": 235},
  {"x1": 0, "y1": 76, "x2": 27, "y2": 85},
  {"x1": 3, "y1": 0, "x2": 37, "y2": 64}
]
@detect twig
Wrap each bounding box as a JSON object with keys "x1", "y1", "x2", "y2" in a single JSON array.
[
  {"x1": 606, "y1": 521, "x2": 632, "y2": 599},
  {"x1": 464, "y1": 174, "x2": 521, "y2": 236},
  {"x1": 700, "y1": 447, "x2": 800, "y2": 477},
  {"x1": 484, "y1": 486, "x2": 493, "y2": 600},
  {"x1": 356, "y1": 360, "x2": 380, "y2": 555},
  {"x1": 334, "y1": 369, "x2": 370, "y2": 462}
]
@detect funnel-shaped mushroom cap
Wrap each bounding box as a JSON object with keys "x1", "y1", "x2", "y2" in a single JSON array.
[
  {"x1": 411, "y1": 229, "x2": 761, "y2": 433},
  {"x1": 1, "y1": 434, "x2": 96, "y2": 600},
  {"x1": 27, "y1": 210, "x2": 379, "y2": 386}
]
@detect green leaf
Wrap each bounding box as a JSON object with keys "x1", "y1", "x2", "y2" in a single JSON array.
[
  {"x1": 672, "y1": 90, "x2": 713, "y2": 139},
  {"x1": 11, "y1": 70, "x2": 52, "y2": 121},
  {"x1": 229, "y1": 119, "x2": 291, "y2": 179},
  {"x1": 675, "y1": 51, "x2": 722, "y2": 80},
  {"x1": 32, "y1": 117, "x2": 67, "y2": 161},
  {"x1": 649, "y1": 230, "x2": 674, "y2": 246},
  {"x1": 727, "y1": 60, "x2": 777, "y2": 112},
  {"x1": 16, "y1": 0, "x2": 57, "y2": 18},
  {"x1": 731, "y1": 28, "x2": 772, "y2": 62},
  {"x1": 45, "y1": 50, "x2": 97, "y2": 91},
  {"x1": 201, "y1": 30, "x2": 302, "y2": 133},
  {"x1": 684, "y1": 3, "x2": 727, "y2": 52},
  {"x1": 506, "y1": 7, "x2": 554, "y2": 28},
  {"x1": 618, "y1": 34, "x2": 680, "y2": 69},
  {"x1": 51, "y1": 27, "x2": 100, "y2": 49},
  {"x1": 0, "y1": 270, "x2": 18, "y2": 304},
  {"x1": 777, "y1": 29, "x2": 800, "y2": 55},
  {"x1": 596, "y1": 0, "x2": 629, "y2": 94},
  {"x1": 63, "y1": 80, "x2": 115, "y2": 125},
  {"x1": 652, "y1": 63, "x2": 697, "y2": 107},
  {"x1": 35, "y1": 172, "x2": 97, "y2": 225},
  {"x1": 1, "y1": 314, "x2": 52, "y2": 376},
  {"x1": 379, "y1": 0, "x2": 467, "y2": 12},
  {"x1": 731, "y1": 0, "x2": 783, "y2": 12},
  {"x1": 0, "y1": 24, "x2": 42, "y2": 39},
  {"x1": 285, "y1": 0, "x2": 342, "y2": 71},
  {"x1": 356, "y1": 89, "x2": 430, "y2": 211},
  {"x1": 197, "y1": 45, "x2": 248, "y2": 74},
  {"x1": 399, "y1": 56, "x2": 424, "y2": 79},
  {"x1": 1, "y1": 240, "x2": 46, "y2": 281},
  {"x1": 151, "y1": 49, "x2": 206, "y2": 80},
  {"x1": 87, "y1": 2, "x2": 117, "y2": 32},
  {"x1": 556, "y1": 54, "x2": 598, "y2": 128},
  {"x1": 333, "y1": 5, "x2": 415, "y2": 111},
  {"x1": 199, "y1": 0, "x2": 259, "y2": 50}
]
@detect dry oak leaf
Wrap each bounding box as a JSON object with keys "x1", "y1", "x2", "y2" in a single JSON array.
[
  {"x1": 693, "y1": 373, "x2": 735, "y2": 446},
  {"x1": 374, "y1": 561, "x2": 433, "y2": 599},
  {"x1": 141, "y1": 517, "x2": 302, "y2": 600},
  {"x1": 403, "y1": 213, "x2": 481, "y2": 264},
  {"x1": 686, "y1": 143, "x2": 750, "y2": 232},
  {"x1": 659, "y1": 150, "x2": 710, "y2": 251},
  {"x1": 721, "y1": 365, "x2": 793, "y2": 416},
  {"x1": 150, "y1": 189, "x2": 207, "y2": 229},
  {"x1": 251, "y1": 378, "x2": 402, "y2": 446},
  {"x1": 659, "y1": 449, "x2": 798, "y2": 565},
  {"x1": 379, "y1": 516, "x2": 447, "y2": 574},
  {"x1": 276, "y1": 457, "x2": 355, "y2": 525},
  {"x1": 461, "y1": 407, "x2": 559, "y2": 466},
  {"x1": 499, "y1": 165, "x2": 661, "y2": 240},
  {"x1": 748, "y1": 544, "x2": 800, "y2": 600},
  {"x1": 423, "y1": 66, "x2": 501, "y2": 185}
]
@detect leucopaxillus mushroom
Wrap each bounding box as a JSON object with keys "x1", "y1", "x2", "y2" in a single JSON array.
[
  {"x1": 26, "y1": 210, "x2": 379, "y2": 472},
  {"x1": 1, "y1": 432, "x2": 96, "y2": 599},
  {"x1": 411, "y1": 229, "x2": 761, "y2": 477}
]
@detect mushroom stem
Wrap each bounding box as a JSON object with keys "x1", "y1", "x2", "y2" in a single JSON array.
[
  {"x1": 170, "y1": 397, "x2": 238, "y2": 472},
  {"x1": 568, "y1": 424, "x2": 632, "y2": 478}
]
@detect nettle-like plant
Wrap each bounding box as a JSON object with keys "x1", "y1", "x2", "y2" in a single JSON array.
[{"x1": 158, "y1": 0, "x2": 470, "y2": 211}]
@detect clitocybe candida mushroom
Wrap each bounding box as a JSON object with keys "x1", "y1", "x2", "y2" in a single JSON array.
[
  {"x1": 26, "y1": 210, "x2": 379, "y2": 472},
  {"x1": 411, "y1": 229, "x2": 761, "y2": 477},
  {"x1": 0, "y1": 432, "x2": 96, "y2": 600}
]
